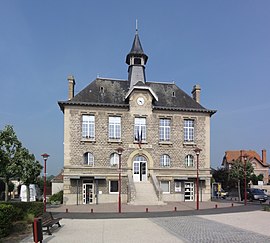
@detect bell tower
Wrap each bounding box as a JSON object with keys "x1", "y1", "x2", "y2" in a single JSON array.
[{"x1": 126, "y1": 27, "x2": 148, "y2": 88}]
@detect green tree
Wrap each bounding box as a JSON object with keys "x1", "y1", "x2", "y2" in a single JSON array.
[
  {"x1": 36, "y1": 174, "x2": 54, "y2": 196},
  {"x1": 0, "y1": 125, "x2": 22, "y2": 201},
  {"x1": 250, "y1": 173, "x2": 264, "y2": 185},
  {"x1": 17, "y1": 147, "x2": 43, "y2": 202},
  {"x1": 257, "y1": 174, "x2": 264, "y2": 182},
  {"x1": 229, "y1": 159, "x2": 254, "y2": 200},
  {"x1": 212, "y1": 167, "x2": 230, "y2": 190}
]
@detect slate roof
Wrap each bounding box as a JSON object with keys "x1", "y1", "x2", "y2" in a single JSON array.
[
  {"x1": 58, "y1": 78, "x2": 216, "y2": 116},
  {"x1": 126, "y1": 32, "x2": 148, "y2": 65}
]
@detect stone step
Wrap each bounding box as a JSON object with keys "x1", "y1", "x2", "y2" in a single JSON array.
[{"x1": 132, "y1": 181, "x2": 166, "y2": 205}]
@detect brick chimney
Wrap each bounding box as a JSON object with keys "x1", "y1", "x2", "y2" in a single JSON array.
[
  {"x1": 240, "y1": 150, "x2": 244, "y2": 162},
  {"x1": 68, "y1": 75, "x2": 75, "y2": 100},
  {"x1": 192, "y1": 84, "x2": 201, "y2": 104},
  {"x1": 262, "y1": 149, "x2": 267, "y2": 164}
]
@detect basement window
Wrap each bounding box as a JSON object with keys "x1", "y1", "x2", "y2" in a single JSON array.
[{"x1": 160, "y1": 181, "x2": 170, "y2": 194}]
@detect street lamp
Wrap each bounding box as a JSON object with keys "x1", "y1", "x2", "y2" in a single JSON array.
[
  {"x1": 41, "y1": 153, "x2": 50, "y2": 212},
  {"x1": 243, "y1": 154, "x2": 248, "y2": 206},
  {"x1": 116, "y1": 147, "x2": 124, "y2": 213},
  {"x1": 194, "y1": 147, "x2": 202, "y2": 210}
]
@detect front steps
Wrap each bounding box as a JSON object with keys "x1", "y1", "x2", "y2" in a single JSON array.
[{"x1": 131, "y1": 181, "x2": 166, "y2": 205}]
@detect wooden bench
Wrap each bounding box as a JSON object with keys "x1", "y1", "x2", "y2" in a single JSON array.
[{"x1": 40, "y1": 212, "x2": 62, "y2": 235}]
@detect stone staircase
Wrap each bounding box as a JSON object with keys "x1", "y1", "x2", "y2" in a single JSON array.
[{"x1": 132, "y1": 181, "x2": 165, "y2": 205}]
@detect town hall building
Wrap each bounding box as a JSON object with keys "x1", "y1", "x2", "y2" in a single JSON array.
[{"x1": 58, "y1": 30, "x2": 216, "y2": 205}]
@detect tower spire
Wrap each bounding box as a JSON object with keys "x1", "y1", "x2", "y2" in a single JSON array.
[{"x1": 126, "y1": 23, "x2": 148, "y2": 88}]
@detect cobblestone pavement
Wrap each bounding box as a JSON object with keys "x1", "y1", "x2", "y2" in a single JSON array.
[{"x1": 150, "y1": 215, "x2": 270, "y2": 243}]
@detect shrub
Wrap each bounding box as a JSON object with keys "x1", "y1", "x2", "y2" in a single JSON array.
[
  {"x1": 24, "y1": 213, "x2": 35, "y2": 224},
  {"x1": 263, "y1": 205, "x2": 270, "y2": 212},
  {"x1": 25, "y1": 202, "x2": 44, "y2": 216},
  {"x1": 49, "y1": 190, "x2": 63, "y2": 204},
  {"x1": 0, "y1": 202, "x2": 43, "y2": 220},
  {"x1": 0, "y1": 202, "x2": 43, "y2": 238},
  {"x1": 0, "y1": 204, "x2": 14, "y2": 237}
]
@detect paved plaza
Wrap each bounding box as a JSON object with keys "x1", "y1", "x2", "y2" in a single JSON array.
[{"x1": 21, "y1": 200, "x2": 270, "y2": 243}]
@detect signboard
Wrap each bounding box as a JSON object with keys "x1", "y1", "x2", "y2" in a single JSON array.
[{"x1": 258, "y1": 181, "x2": 263, "y2": 186}]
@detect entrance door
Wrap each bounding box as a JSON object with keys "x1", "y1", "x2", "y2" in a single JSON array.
[
  {"x1": 83, "y1": 183, "x2": 94, "y2": 204},
  {"x1": 133, "y1": 156, "x2": 147, "y2": 182},
  {"x1": 184, "y1": 182, "x2": 194, "y2": 201}
]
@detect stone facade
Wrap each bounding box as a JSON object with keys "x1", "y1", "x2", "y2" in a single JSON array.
[{"x1": 59, "y1": 31, "x2": 216, "y2": 205}]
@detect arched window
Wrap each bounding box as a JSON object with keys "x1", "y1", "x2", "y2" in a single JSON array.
[
  {"x1": 185, "y1": 155, "x2": 194, "y2": 167},
  {"x1": 84, "y1": 152, "x2": 94, "y2": 166},
  {"x1": 160, "y1": 154, "x2": 171, "y2": 167},
  {"x1": 110, "y1": 153, "x2": 119, "y2": 166}
]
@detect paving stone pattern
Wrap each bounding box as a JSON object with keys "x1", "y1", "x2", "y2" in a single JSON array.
[{"x1": 151, "y1": 216, "x2": 270, "y2": 243}]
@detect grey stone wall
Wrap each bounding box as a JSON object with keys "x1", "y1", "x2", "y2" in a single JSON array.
[
  {"x1": 67, "y1": 106, "x2": 207, "y2": 169},
  {"x1": 63, "y1": 91, "x2": 212, "y2": 204}
]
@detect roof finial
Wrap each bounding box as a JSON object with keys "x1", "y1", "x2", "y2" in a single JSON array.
[{"x1": 136, "y1": 19, "x2": 138, "y2": 34}]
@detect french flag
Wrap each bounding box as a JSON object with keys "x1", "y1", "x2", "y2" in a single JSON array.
[{"x1": 135, "y1": 128, "x2": 143, "y2": 149}]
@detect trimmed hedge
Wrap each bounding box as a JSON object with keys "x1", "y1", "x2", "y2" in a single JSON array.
[
  {"x1": 0, "y1": 202, "x2": 43, "y2": 219},
  {"x1": 0, "y1": 202, "x2": 43, "y2": 237},
  {"x1": 0, "y1": 204, "x2": 14, "y2": 238}
]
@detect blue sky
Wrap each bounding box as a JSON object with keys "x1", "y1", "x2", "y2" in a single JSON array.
[{"x1": 1, "y1": 1, "x2": 270, "y2": 175}]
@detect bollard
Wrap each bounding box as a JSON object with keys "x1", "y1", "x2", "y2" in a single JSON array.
[
  {"x1": 91, "y1": 208, "x2": 93, "y2": 213},
  {"x1": 146, "y1": 208, "x2": 148, "y2": 213},
  {"x1": 215, "y1": 204, "x2": 218, "y2": 209},
  {"x1": 66, "y1": 208, "x2": 69, "y2": 213},
  {"x1": 231, "y1": 203, "x2": 234, "y2": 207},
  {"x1": 174, "y1": 207, "x2": 177, "y2": 212}
]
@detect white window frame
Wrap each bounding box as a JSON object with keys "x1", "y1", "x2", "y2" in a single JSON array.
[
  {"x1": 110, "y1": 153, "x2": 119, "y2": 167},
  {"x1": 134, "y1": 117, "x2": 146, "y2": 141},
  {"x1": 109, "y1": 116, "x2": 121, "y2": 139},
  {"x1": 185, "y1": 154, "x2": 194, "y2": 167},
  {"x1": 109, "y1": 180, "x2": 119, "y2": 194},
  {"x1": 184, "y1": 119, "x2": 194, "y2": 142},
  {"x1": 160, "y1": 154, "x2": 171, "y2": 167},
  {"x1": 160, "y1": 181, "x2": 170, "y2": 194},
  {"x1": 84, "y1": 152, "x2": 94, "y2": 166},
  {"x1": 159, "y1": 118, "x2": 171, "y2": 141},
  {"x1": 82, "y1": 115, "x2": 95, "y2": 139},
  {"x1": 175, "y1": 181, "x2": 181, "y2": 192}
]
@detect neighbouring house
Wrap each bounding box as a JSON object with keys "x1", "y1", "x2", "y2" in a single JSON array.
[
  {"x1": 51, "y1": 170, "x2": 64, "y2": 195},
  {"x1": 222, "y1": 149, "x2": 269, "y2": 185},
  {"x1": 58, "y1": 29, "x2": 216, "y2": 205}
]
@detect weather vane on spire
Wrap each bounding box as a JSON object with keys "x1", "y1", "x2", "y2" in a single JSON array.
[{"x1": 136, "y1": 19, "x2": 138, "y2": 33}]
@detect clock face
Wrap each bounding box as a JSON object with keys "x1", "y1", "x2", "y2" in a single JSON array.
[{"x1": 137, "y1": 97, "x2": 145, "y2": 105}]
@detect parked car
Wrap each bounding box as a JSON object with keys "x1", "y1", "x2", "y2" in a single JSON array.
[{"x1": 247, "y1": 188, "x2": 268, "y2": 202}]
